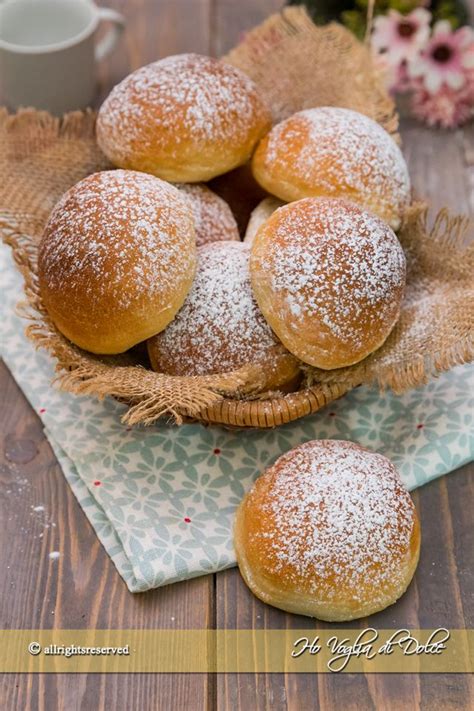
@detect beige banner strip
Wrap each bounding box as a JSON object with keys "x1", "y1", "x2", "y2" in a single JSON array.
[{"x1": 0, "y1": 629, "x2": 472, "y2": 673}]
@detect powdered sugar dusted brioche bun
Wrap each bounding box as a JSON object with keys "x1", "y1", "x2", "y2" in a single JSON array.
[
  {"x1": 250, "y1": 197, "x2": 406, "y2": 370},
  {"x1": 235, "y1": 439, "x2": 420, "y2": 621},
  {"x1": 244, "y1": 196, "x2": 284, "y2": 247},
  {"x1": 147, "y1": 241, "x2": 300, "y2": 390},
  {"x1": 97, "y1": 54, "x2": 272, "y2": 183},
  {"x1": 252, "y1": 107, "x2": 410, "y2": 229},
  {"x1": 176, "y1": 183, "x2": 240, "y2": 246},
  {"x1": 38, "y1": 170, "x2": 196, "y2": 355}
]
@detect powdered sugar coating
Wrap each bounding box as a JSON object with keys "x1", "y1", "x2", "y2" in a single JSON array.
[
  {"x1": 176, "y1": 183, "x2": 240, "y2": 246},
  {"x1": 38, "y1": 169, "x2": 196, "y2": 353},
  {"x1": 97, "y1": 54, "x2": 271, "y2": 181},
  {"x1": 250, "y1": 197, "x2": 406, "y2": 368},
  {"x1": 245, "y1": 440, "x2": 417, "y2": 602},
  {"x1": 148, "y1": 241, "x2": 280, "y2": 375},
  {"x1": 253, "y1": 107, "x2": 410, "y2": 228},
  {"x1": 40, "y1": 170, "x2": 194, "y2": 309}
]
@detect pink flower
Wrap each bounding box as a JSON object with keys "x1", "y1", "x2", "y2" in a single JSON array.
[
  {"x1": 372, "y1": 8, "x2": 431, "y2": 64},
  {"x1": 411, "y1": 78, "x2": 474, "y2": 128},
  {"x1": 409, "y1": 21, "x2": 474, "y2": 93},
  {"x1": 374, "y1": 52, "x2": 412, "y2": 94}
]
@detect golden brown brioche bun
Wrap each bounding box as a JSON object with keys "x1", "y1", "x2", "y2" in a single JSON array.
[
  {"x1": 176, "y1": 183, "x2": 240, "y2": 246},
  {"x1": 235, "y1": 439, "x2": 420, "y2": 621},
  {"x1": 147, "y1": 241, "x2": 300, "y2": 390},
  {"x1": 250, "y1": 197, "x2": 406, "y2": 369},
  {"x1": 252, "y1": 107, "x2": 410, "y2": 229},
  {"x1": 244, "y1": 196, "x2": 284, "y2": 247},
  {"x1": 38, "y1": 170, "x2": 196, "y2": 355},
  {"x1": 97, "y1": 54, "x2": 272, "y2": 183}
]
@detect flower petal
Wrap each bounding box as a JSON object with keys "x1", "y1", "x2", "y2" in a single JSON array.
[
  {"x1": 457, "y1": 26, "x2": 474, "y2": 48},
  {"x1": 461, "y1": 52, "x2": 474, "y2": 69},
  {"x1": 408, "y1": 59, "x2": 426, "y2": 78},
  {"x1": 372, "y1": 16, "x2": 396, "y2": 51},
  {"x1": 412, "y1": 8, "x2": 432, "y2": 27},
  {"x1": 445, "y1": 71, "x2": 465, "y2": 90},
  {"x1": 388, "y1": 9, "x2": 403, "y2": 22},
  {"x1": 433, "y1": 21, "x2": 452, "y2": 37},
  {"x1": 416, "y1": 26, "x2": 431, "y2": 46},
  {"x1": 373, "y1": 15, "x2": 391, "y2": 33},
  {"x1": 424, "y1": 70, "x2": 442, "y2": 93}
]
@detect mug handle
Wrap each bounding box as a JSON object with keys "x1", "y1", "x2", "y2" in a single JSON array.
[{"x1": 95, "y1": 8, "x2": 125, "y2": 62}]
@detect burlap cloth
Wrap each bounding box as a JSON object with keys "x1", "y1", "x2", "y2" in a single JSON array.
[{"x1": 1, "y1": 7, "x2": 473, "y2": 426}]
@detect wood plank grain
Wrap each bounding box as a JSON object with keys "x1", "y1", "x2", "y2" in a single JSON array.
[
  {"x1": 401, "y1": 118, "x2": 474, "y2": 223},
  {"x1": 215, "y1": 466, "x2": 473, "y2": 710},
  {"x1": 0, "y1": 2, "x2": 216, "y2": 709},
  {"x1": 214, "y1": 56, "x2": 474, "y2": 707},
  {"x1": 0, "y1": 361, "x2": 214, "y2": 710},
  {"x1": 212, "y1": 0, "x2": 283, "y2": 56},
  {"x1": 2, "y1": 1, "x2": 215, "y2": 707},
  {"x1": 1, "y1": 0, "x2": 473, "y2": 708},
  {"x1": 96, "y1": 0, "x2": 212, "y2": 104}
]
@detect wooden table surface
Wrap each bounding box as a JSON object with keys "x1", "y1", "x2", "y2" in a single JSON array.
[{"x1": 1, "y1": 1, "x2": 473, "y2": 709}]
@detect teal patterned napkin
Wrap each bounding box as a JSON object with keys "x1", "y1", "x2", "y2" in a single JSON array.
[{"x1": 2, "y1": 243, "x2": 473, "y2": 591}]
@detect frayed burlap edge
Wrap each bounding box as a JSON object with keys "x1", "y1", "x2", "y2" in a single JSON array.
[
  {"x1": 3, "y1": 211, "x2": 298, "y2": 425},
  {"x1": 1, "y1": 7, "x2": 472, "y2": 427},
  {"x1": 224, "y1": 6, "x2": 399, "y2": 142},
  {"x1": 3, "y1": 214, "x2": 351, "y2": 426},
  {"x1": 3, "y1": 198, "x2": 472, "y2": 427}
]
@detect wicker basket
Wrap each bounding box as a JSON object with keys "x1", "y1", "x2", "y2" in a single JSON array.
[
  {"x1": 1, "y1": 8, "x2": 473, "y2": 428},
  {"x1": 196, "y1": 382, "x2": 352, "y2": 428}
]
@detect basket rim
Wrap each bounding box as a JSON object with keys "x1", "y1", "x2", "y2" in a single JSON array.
[
  {"x1": 194, "y1": 381, "x2": 353, "y2": 428},
  {"x1": 1, "y1": 213, "x2": 356, "y2": 427}
]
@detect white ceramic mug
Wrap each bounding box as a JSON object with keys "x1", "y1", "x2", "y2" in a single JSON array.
[{"x1": 0, "y1": 0, "x2": 125, "y2": 114}]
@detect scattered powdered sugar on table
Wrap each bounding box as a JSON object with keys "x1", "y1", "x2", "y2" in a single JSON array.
[
  {"x1": 254, "y1": 198, "x2": 406, "y2": 351},
  {"x1": 262, "y1": 107, "x2": 410, "y2": 221},
  {"x1": 176, "y1": 184, "x2": 240, "y2": 246},
  {"x1": 250, "y1": 440, "x2": 415, "y2": 600},
  {"x1": 39, "y1": 170, "x2": 195, "y2": 313},
  {"x1": 4, "y1": 483, "x2": 57, "y2": 542},
  {"x1": 152, "y1": 241, "x2": 278, "y2": 375},
  {"x1": 97, "y1": 54, "x2": 267, "y2": 161}
]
